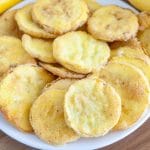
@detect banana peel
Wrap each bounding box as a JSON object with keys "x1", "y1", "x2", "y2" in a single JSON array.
[
  {"x1": 0, "y1": 0, "x2": 22, "y2": 14},
  {"x1": 128, "y1": 0, "x2": 150, "y2": 12}
]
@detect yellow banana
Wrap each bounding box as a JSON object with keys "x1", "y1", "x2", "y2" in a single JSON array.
[
  {"x1": 128, "y1": 0, "x2": 150, "y2": 11},
  {"x1": 0, "y1": 0, "x2": 22, "y2": 14}
]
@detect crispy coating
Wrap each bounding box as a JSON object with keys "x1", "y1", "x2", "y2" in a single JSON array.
[
  {"x1": 22, "y1": 34, "x2": 56, "y2": 63},
  {"x1": 39, "y1": 62, "x2": 85, "y2": 79},
  {"x1": 139, "y1": 28, "x2": 150, "y2": 56},
  {"x1": 88, "y1": 5, "x2": 139, "y2": 42},
  {"x1": 128, "y1": 0, "x2": 150, "y2": 12},
  {"x1": 0, "y1": 36, "x2": 35, "y2": 77},
  {"x1": 77, "y1": 24, "x2": 87, "y2": 32},
  {"x1": 138, "y1": 12, "x2": 150, "y2": 31},
  {"x1": 0, "y1": 0, "x2": 149, "y2": 143},
  {"x1": 30, "y1": 79, "x2": 79, "y2": 145},
  {"x1": 64, "y1": 78, "x2": 121, "y2": 137},
  {"x1": 0, "y1": 75, "x2": 4, "y2": 82},
  {"x1": 32, "y1": 0, "x2": 89, "y2": 35},
  {"x1": 0, "y1": 10, "x2": 22, "y2": 38},
  {"x1": 111, "y1": 56, "x2": 150, "y2": 85},
  {"x1": 0, "y1": 64, "x2": 54, "y2": 132},
  {"x1": 109, "y1": 38, "x2": 143, "y2": 50},
  {"x1": 99, "y1": 62, "x2": 149, "y2": 130},
  {"x1": 15, "y1": 5, "x2": 56, "y2": 39},
  {"x1": 111, "y1": 47, "x2": 144, "y2": 58},
  {"x1": 53, "y1": 31, "x2": 110, "y2": 74},
  {"x1": 84, "y1": 0, "x2": 102, "y2": 14},
  {"x1": 110, "y1": 38, "x2": 144, "y2": 58}
]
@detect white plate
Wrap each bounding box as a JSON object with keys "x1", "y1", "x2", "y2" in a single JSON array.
[{"x1": 0, "y1": 0, "x2": 149, "y2": 150}]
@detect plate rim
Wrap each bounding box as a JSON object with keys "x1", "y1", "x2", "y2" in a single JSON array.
[{"x1": 0, "y1": 0, "x2": 150, "y2": 150}]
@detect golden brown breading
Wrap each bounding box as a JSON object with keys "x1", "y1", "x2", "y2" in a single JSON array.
[
  {"x1": 30, "y1": 79, "x2": 79, "y2": 145},
  {"x1": 0, "y1": 10, "x2": 22, "y2": 38},
  {"x1": 39, "y1": 62, "x2": 85, "y2": 79},
  {"x1": 88, "y1": 5, "x2": 139, "y2": 42},
  {"x1": 53, "y1": 31, "x2": 110, "y2": 74},
  {"x1": 0, "y1": 64, "x2": 54, "y2": 132},
  {"x1": 32, "y1": 0, "x2": 89, "y2": 35},
  {"x1": 15, "y1": 5, "x2": 56, "y2": 38},
  {"x1": 99, "y1": 62, "x2": 149, "y2": 130},
  {"x1": 64, "y1": 78, "x2": 121, "y2": 137}
]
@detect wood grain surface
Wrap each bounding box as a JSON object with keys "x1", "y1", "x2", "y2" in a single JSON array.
[
  {"x1": 0, "y1": 0, "x2": 149, "y2": 150},
  {"x1": 0, "y1": 119, "x2": 149, "y2": 150}
]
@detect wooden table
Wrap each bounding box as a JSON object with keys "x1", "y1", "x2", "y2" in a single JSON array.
[
  {"x1": 0, "y1": 0, "x2": 149, "y2": 149},
  {"x1": 0, "y1": 119, "x2": 149, "y2": 150}
]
